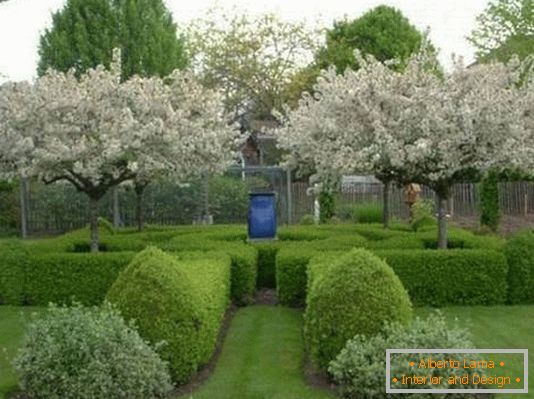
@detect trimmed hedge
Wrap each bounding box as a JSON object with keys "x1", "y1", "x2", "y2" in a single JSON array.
[
  {"x1": 304, "y1": 249, "x2": 412, "y2": 370},
  {"x1": 276, "y1": 247, "x2": 319, "y2": 307},
  {"x1": 106, "y1": 247, "x2": 231, "y2": 384},
  {"x1": 25, "y1": 252, "x2": 135, "y2": 306},
  {"x1": 253, "y1": 243, "x2": 279, "y2": 288},
  {"x1": 375, "y1": 249, "x2": 508, "y2": 306},
  {"x1": 0, "y1": 246, "x2": 135, "y2": 306},
  {"x1": 163, "y1": 234, "x2": 257, "y2": 305},
  {"x1": 0, "y1": 240, "x2": 28, "y2": 304},
  {"x1": 505, "y1": 230, "x2": 534, "y2": 304}
]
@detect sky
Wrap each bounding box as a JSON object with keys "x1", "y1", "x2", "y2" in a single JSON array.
[{"x1": 0, "y1": 0, "x2": 490, "y2": 82}]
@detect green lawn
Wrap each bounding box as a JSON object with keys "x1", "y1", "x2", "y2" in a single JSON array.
[
  {"x1": 180, "y1": 305, "x2": 336, "y2": 399},
  {"x1": 1, "y1": 305, "x2": 532, "y2": 399},
  {"x1": 418, "y1": 305, "x2": 534, "y2": 399},
  {"x1": 0, "y1": 306, "x2": 44, "y2": 399}
]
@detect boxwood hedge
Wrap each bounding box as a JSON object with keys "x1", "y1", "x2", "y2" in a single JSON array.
[
  {"x1": 106, "y1": 247, "x2": 231, "y2": 384},
  {"x1": 505, "y1": 230, "x2": 534, "y2": 304},
  {"x1": 304, "y1": 249, "x2": 412, "y2": 369},
  {"x1": 374, "y1": 249, "x2": 508, "y2": 306}
]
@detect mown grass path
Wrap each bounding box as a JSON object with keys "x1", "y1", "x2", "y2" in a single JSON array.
[
  {"x1": 180, "y1": 305, "x2": 337, "y2": 399},
  {"x1": 0, "y1": 307, "x2": 44, "y2": 399}
]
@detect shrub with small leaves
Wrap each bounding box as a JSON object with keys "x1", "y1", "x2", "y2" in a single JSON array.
[
  {"x1": 300, "y1": 214, "x2": 316, "y2": 225},
  {"x1": 410, "y1": 198, "x2": 436, "y2": 231},
  {"x1": 329, "y1": 312, "x2": 483, "y2": 399},
  {"x1": 13, "y1": 302, "x2": 172, "y2": 399}
]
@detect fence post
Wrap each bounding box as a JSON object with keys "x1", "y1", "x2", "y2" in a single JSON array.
[
  {"x1": 286, "y1": 168, "x2": 292, "y2": 225},
  {"x1": 112, "y1": 186, "x2": 121, "y2": 228},
  {"x1": 524, "y1": 193, "x2": 528, "y2": 217},
  {"x1": 19, "y1": 177, "x2": 29, "y2": 238}
]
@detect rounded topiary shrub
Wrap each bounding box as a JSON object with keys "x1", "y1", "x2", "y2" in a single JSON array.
[
  {"x1": 505, "y1": 230, "x2": 534, "y2": 304},
  {"x1": 106, "y1": 246, "x2": 230, "y2": 384},
  {"x1": 304, "y1": 249, "x2": 412, "y2": 369},
  {"x1": 329, "y1": 312, "x2": 480, "y2": 399},
  {"x1": 13, "y1": 302, "x2": 172, "y2": 399}
]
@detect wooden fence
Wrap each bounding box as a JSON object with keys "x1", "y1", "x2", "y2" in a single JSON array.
[{"x1": 290, "y1": 181, "x2": 534, "y2": 223}]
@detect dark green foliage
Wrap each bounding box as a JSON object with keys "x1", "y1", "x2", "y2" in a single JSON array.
[
  {"x1": 0, "y1": 181, "x2": 18, "y2": 236},
  {"x1": 106, "y1": 247, "x2": 231, "y2": 383},
  {"x1": 375, "y1": 250, "x2": 508, "y2": 306},
  {"x1": 410, "y1": 198, "x2": 436, "y2": 231},
  {"x1": 318, "y1": 190, "x2": 335, "y2": 223},
  {"x1": 304, "y1": 249, "x2": 412, "y2": 369},
  {"x1": 14, "y1": 303, "x2": 172, "y2": 399},
  {"x1": 38, "y1": 0, "x2": 187, "y2": 79},
  {"x1": 0, "y1": 240, "x2": 28, "y2": 304},
  {"x1": 253, "y1": 243, "x2": 279, "y2": 288},
  {"x1": 37, "y1": 0, "x2": 119, "y2": 76},
  {"x1": 480, "y1": 171, "x2": 501, "y2": 232},
  {"x1": 351, "y1": 202, "x2": 383, "y2": 224},
  {"x1": 276, "y1": 247, "x2": 320, "y2": 307},
  {"x1": 505, "y1": 230, "x2": 534, "y2": 304},
  {"x1": 24, "y1": 253, "x2": 134, "y2": 306},
  {"x1": 317, "y1": 5, "x2": 425, "y2": 73},
  {"x1": 299, "y1": 214, "x2": 315, "y2": 225},
  {"x1": 209, "y1": 176, "x2": 249, "y2": 224},
  {"x1": 364, "y1": 235, "x2": 425, "y2": 250}
]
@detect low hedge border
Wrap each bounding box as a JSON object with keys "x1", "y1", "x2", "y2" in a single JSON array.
[
  {"x1": 277, "y1": 247, "x2": 508, "y2": 308},
  {"x1": 505, "y1": 230, "x2": 534, "y2": 304},
  {"x1": 0, "y1": 250, "x2": 136, "y2": 306},
  {"x1": 374, "y1": 249, "x2": 508, "y2": 306}
]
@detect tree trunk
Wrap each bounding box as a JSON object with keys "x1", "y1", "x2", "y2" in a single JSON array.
[
  {"x1": 135, "y1": 185, "x2": 145, "y2": 232},
  {"x1": 436, "y1": 192, "x2": 449, "y2": 250},
  {"x1": 89, "y1": 197, "x2": 99, "y2": 253},
  {"x1": 112, "y1": 186, "x2": 121, "y2": 228},
  {"x1": 382, "y1": 180, "x2": 390, "y2": 229},
  {"x1": 19, "y1": 178, "x2": 29, "y2": 238}
]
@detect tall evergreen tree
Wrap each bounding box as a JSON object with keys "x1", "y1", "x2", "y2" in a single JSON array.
[{"x1": 38, "y1": 0, "x2": 187, "y2": 79}]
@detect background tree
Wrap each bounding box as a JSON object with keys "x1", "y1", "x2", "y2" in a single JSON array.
[
  {"x1": 469, "y1": 0, "x2": 534, "y2": 231},
  {"x1": 38, "y1": 0, "x2": 187, "y2": 79},
  {"x1": 317, "y1": 5, "x2": 427, "y2": 73},
  {"x1": 469, "y1": 0, "x2": 534, "y2": 62},
  {"x1": 187, "y1": 7, "x2": 320, "y2": 123}
]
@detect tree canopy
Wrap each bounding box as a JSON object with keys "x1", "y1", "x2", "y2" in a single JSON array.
[
  {"x1": 37, "y1": 0, "x2": 188, "y2": 79},
  {"x1": 469, "y1": 0, "x2": 534, "y2": 62},
  {"x1": 187, "y1": 8, "x2": 320, "y2": 122},
  {"x1": 275, "y1": 50, "x2": 531, "y2": 248},
  {"x1": 316, "y1": 5, "x2": 427, "y2": 74},
  {"x1": 0, "y1": 52, "x2": 238, "y2": 251}
]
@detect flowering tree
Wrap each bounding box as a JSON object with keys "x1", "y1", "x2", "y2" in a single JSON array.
[
  {"x1": 275, "y1": 50, "x2": 528, "y2": 247},
  {"x1": 276, "y1": 52, "x2": 435, "y2": 228},
  {"x1": 123, "y1": 72, "x2": 240, "y2": 231},
  {"x1": 0, "y1": 51, "x2": 239, "y2": 250},
  {"x1": 402, "y1": 58, "x2": 528, "y2": 248}
]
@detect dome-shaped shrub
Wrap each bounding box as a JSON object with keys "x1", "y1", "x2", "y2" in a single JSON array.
[
  {"x1": 13, "y1": 302, "x2": 172, "y2": 399},
  {"x1": 106, "y1": 247, "x2": 230, "y2": 384},
  {"x1": 304, "y1": 248, "x2": 412, "y2": 369}
]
